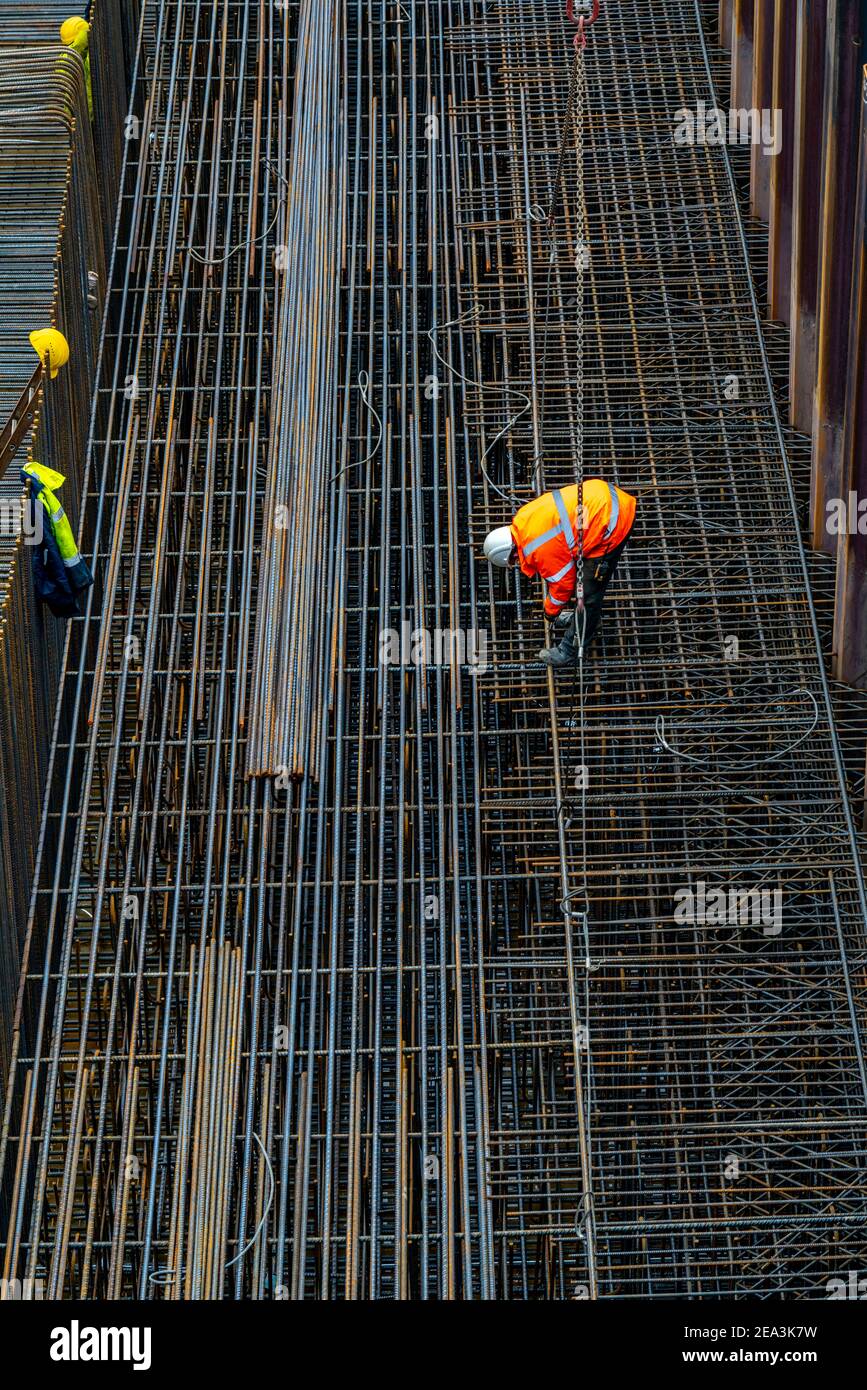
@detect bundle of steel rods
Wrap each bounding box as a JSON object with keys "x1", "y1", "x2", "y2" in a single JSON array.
[
  {"x1": 246, "y1": 0, "x2": 343, "y2": 780},
  {"x1": 0, "y1": 0, "x2": 866, "y2": 1302},
  {"x1": 0, "y1": 46, "x2": 105, "y2": 1086},
  {"x1": 167, "y1": 939, "x2": 245, "y2": 1300},
  {"x1": 0, "y1": 5, "x2": 140, "y2": 245},
  {"x1": 0, "y1": 4, "x2": 85, "y2": 44}
]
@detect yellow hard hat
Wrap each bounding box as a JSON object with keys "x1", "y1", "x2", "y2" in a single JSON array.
[
  {"x1": 60, "y1": 16, "x2": 90, "y2": 52},
  {"x1": 29, "y1": 328, "x2": 70, "y2": 378}
]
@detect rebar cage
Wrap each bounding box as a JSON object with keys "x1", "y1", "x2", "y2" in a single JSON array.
[{"x1": 0, "y1": 0, "x2": 866, "y2": 1300}]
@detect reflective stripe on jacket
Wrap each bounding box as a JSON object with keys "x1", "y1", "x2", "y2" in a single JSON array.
[
  {"x1": 22, "y1": 462, "x2": 94, "y2": 617},
  {"x1": 511, "y1": 479, "x2": 636, "y2": 616}
]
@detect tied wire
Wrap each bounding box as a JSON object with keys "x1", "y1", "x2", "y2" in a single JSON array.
[{"x1": 427, "y1": 307, "x2": 532, "y2": 509}]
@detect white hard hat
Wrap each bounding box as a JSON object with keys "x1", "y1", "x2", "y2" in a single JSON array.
[{"x1": 483, "y1": 526, "x2": 514, "y2": 567}]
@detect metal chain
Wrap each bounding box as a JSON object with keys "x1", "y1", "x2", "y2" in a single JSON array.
[
  {"x1": 574, "y1": 44, "x2": 587, "y2": 612},
  {"x1": 532, "y1": 47, "x2": 583, "y2": 488},
  {"x1": 572, "y1": 40, "x2": 591, "y2": 963},
  {"x1": 566, "y1": 34, "x2": 596, "y2": 1297},
  {"x1": 546, "y1": 51, "x2": 582, "y2": 227}
]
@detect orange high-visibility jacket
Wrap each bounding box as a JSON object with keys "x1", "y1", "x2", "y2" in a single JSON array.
[{"x1": 511, "y1": 479, "x2": 636, "y2": 617}]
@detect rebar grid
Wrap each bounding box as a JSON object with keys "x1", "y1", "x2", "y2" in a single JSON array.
[
  {"x1": 452, "y1": 0, "x2": 867, "y2": 1296},
  {"x1": 0, "y1": 0, "x2": 865, "y2": 1302}
]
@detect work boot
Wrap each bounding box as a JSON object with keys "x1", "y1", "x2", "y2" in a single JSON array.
[{"x1": 538, "y1": 643, "x2": 577, "y2": 669}]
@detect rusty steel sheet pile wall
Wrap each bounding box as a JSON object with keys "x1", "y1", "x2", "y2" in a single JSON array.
[{"x1": 719, "y1": 2, "x2": 867, "y2": 704}]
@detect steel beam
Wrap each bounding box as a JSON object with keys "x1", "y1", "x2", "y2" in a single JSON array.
[
  {"x1": 812, "y1": 0, "x2": 866, "y2": 555},
  {"x1": 731, "y1": 0, "x2": 755, "y2": 111},
  {"x1": 719, "y1": 0, "x2": 734, "y2": 50},
  {"x1": 789, "y1": 0, "x2": 828, "y2": 432},
  {"x1": 833, "y1": 67, "x2": 867, "y2": 692},
  {"x1": 750, "y1": 0, "x2": 776, "y2": 221},
  {"x1": 768, "y1": 0, "x2": 796, "y2": 322}
]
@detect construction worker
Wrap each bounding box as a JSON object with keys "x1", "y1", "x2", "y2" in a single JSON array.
[
  {"x1": 60, "y1": 16, "x2": 93, "y2": 122},
  {"x1": 483, "y1": 478, "x2": 636, "y2": 669},
  {"x1": 21, "y1": 462, "x2": 93, "y2": 617}
]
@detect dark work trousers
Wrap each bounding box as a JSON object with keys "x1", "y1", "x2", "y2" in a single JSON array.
[{"x1": 558, "y1": 532, "x2": 631, "y2": 657}]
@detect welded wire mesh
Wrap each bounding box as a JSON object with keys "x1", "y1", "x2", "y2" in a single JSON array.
[
  {"x1": 452, "y1": 0, "x2": 867, "y2": 1296},
  {"x1": 0, "y1": 0, "x2": 865, "y2": 1302}
]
